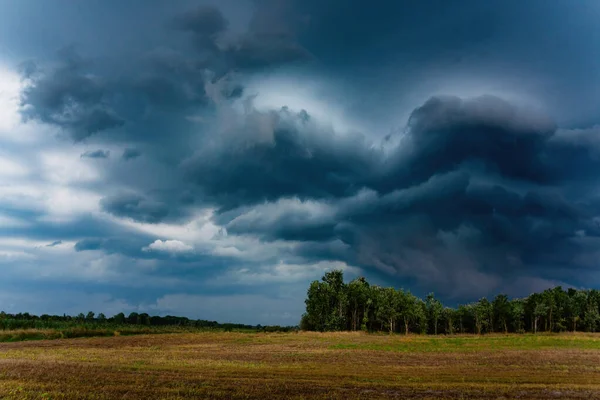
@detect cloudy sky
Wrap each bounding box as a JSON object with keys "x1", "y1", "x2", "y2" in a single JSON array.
[{"x1": 1, "y1": 0, "x2": 600, "y2": 324}]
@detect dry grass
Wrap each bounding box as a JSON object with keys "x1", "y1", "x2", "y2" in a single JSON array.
[{"x1": 1, "y1": 332, "x2": 600, "y2": 399}]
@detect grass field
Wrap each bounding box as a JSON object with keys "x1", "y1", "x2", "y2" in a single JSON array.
[{"x1": 1, "y1": 332, "x2": 600, "y2": 399}]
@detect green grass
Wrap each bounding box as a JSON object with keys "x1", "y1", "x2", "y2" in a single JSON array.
[
  {"x1": 0, "y1": 326, "x2": 224, "y2": 343},
  {"x1": 330, "y1": 333, "x2": 600, "y2": 352}
]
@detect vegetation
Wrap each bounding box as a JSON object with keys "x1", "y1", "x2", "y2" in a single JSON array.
[
  {"x1": 0, "y1": 311, "x2": 295, "y2": 342},
  {"x1": 1, "y1": 331, "x2": 599, "y2": 399},
  {"x1": 302, "y1": 270, "x2": 600, "y2": 334}
]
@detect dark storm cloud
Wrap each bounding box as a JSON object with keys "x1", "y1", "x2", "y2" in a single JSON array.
[
  {"x1": 19, "y1": 47, "x2": 124, "y2": 141},
  {"x1": 182, "y1": 106, "x2": 380, "y2": 210},
  {"x1": 100, "y1": 193, "x2": 169, "y2": 224},
  {"x1": 81, "y1": 149, "x2": 110, "y2": 159},
  {"x1": 122, "y1": 148, "x2": 141, "y2": 161},
  {"x1": 74, "y1": 238, "x2": 105, "y2": 252},
  {"x1": 171, "y1": 5, "x2": 229, "y2": 37},
  {"x1": 17, "y1": 3, "x2": 309, "y2": 142},
  {"x1": 200, "y1": 95, "x2": 600, "y2": 296},
  {"x1": 380, "y1": 96, "x2": 557, "y2": 190},
  {"x1": 171, "y1": 4, "x2": 310, "y2": 77}
]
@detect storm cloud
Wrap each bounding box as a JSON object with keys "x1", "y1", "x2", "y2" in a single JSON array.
[{"x1": 1, "y1": 0, "x2": 599, "y2": 323}]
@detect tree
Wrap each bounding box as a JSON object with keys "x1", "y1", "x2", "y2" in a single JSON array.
[
  {"x1": 415, "y1": 299, "x2": 428, "y2": 334},
  {"x1": 375, "y1": 287, "x2": 400, "y2": 334},
  {"x1": 472, "y1": 299, "x2": 492, "y2": 334},
  {"x1": 305, "y1": 280, "x2": 331, "y2": 331},
  {"x1": 398, "y1": 290, "x2": 418, "y2": 335},
  {"x1": 347, "y1": 277, "x2": 370, "y2": 331},
  {"x1": 361, "y1": 293, "x2": 374, "y2": 332},
  {"x1": 426, "y1": 293, "x2": 443, "y2": 335},
  {"x1": 583, "y1": 291, "x2": 600, "y2": 332},
  {"x1": 85, "y1": 311, "x2": 95, "y2": 321},
  {"x1": 127, "y1": 312, "x2": 140, "y2": 324},
  {"x1": 300, "y1": 270, "x2": 600, "y2": 336},
  {"x1": 492, "y1": 294, "x2": 511, "y2": 333},
  {"x1": 533, "y1": 302, "x2": 548, "y2": 334},
  {"x1": 566, "y1": 290, "x2": 586, "y2": 332},
  {"x1": 322, "y1": 270, "x2": 348, "y2": 331},
  {"x1": 97, "y1": 313, "x2": 107, "y2": 322},
  {"x1": 456, "y1": 304, "x2": 472, "y2": 334},
  {"x1": 113, "y1": 312, "x2": 126, "y2": 324},
  {"x1": 550, "y1": 287, "x2": 568, "y2": 332},
  {"x1": 299, "y1": 313, "x2": 314, "y2": 331},
  {"x1": 442, "y1": 307, "x2": 456, "y2": 334},
  {"x1": 510, "y1": 299, "x2": 525, "y2": 333}
]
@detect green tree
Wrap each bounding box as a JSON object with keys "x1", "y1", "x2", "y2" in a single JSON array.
[
  {"x1": 127, "y1": 312, "x2": 140, "y2": 325},
  {"x1": 583, "y1": 291, "x2": 600, "y2": 332},
  {"x1": 442, "y1": 307, "x2": 456, "y2": 334},
  {"x1": 473, "y1": 299, "x2": 492, "y2": 334},
  {"x1": 322, "y1": 270, "x2": 348, "y2": 331},
  {"x1": 510, "y1": 299, "x2": 525, "y2": 333},
  {"x1": 533, "y1": 302, "x2": 548, "y2": 334},
  {"x1": 492, "y1": 294, "x2": 511, "y2": 333},
  {"x1": 375, "y1": 287, "x2": 400, "y2": 334},
  {"x1": 398, "y1": 290, "x2": 419, "y2": 334},
  {"x1": 347, "y1": 277, "x2": 370, "y2": 331},
  {"x1": 415, "y1": 299, "x2": 428, "y2": 334},
  {"x1": 113, "y1": 312, "x2": 126, "y2": 324},
  {"x1": 85, "y1": 311, "x2": 95, "y2": 321},
  {"x1": 426, "y1": 293, "x2": 443, "y2": 335},
  {"x1": 304, "y1": 280, "x2": 331, "y2": 331},
  {"x1": 566, "y1": 290, "x2": 586, "y2": 332},
  {"x1": 456, "y1": 304, "x2": 472, "y2": 333}
]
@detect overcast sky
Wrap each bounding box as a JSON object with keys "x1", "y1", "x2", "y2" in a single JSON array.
[{"x1": 1, "y1": 0, "x2": 600, "y2": 324}]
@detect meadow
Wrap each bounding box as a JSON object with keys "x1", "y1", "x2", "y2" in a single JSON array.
[{"x1": 1, "y1": 332, "x2": 600, "y2": 399}]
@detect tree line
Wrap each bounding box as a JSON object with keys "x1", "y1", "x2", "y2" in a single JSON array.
[
  {"x1": 301, "y1": 270, "x2": 600, "y2": 334},
  {"x1": 0, "y1": 311, "x2": 295, "y2": 332}
]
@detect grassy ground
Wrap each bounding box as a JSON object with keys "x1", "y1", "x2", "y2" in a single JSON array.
[
  {"x1": 0, "y1": 326, "x2": 254, "y2": 343},
  {"x1": 1, "y1": 332, "x2": 600, "y2": 399}
]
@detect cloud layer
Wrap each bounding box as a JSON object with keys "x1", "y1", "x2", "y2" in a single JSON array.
[{"x1": 1, "y1": 0, "x2": 599, "y2": 323}]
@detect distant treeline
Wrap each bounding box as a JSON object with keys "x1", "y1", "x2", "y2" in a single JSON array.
[
  {"x1": 0, "y1": 311, "x2": 295, "y2": 333},
  {"x1": 301, "y1": 270, "x2": 600, "y2": 334}
]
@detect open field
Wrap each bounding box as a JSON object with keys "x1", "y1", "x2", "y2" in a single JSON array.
[
  {"x1": 1, "y1": 332, "x2": 600, "y2": 399},
  {"x1": 0, "y1": 326, "x2": 264, "y2": 343}
]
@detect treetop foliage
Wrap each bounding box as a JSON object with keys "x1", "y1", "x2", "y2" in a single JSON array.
[{"x1": 301, "y1": 270, "x2": 600, "y2": 334}]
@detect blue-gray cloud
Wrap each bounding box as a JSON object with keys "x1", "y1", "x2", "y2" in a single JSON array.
[
  {"x1": 122, "y1": 148, "x2": 141, "y2": 160},
  {"x1": 1, "y1": 0, "x2": 600, "y2": 323},
  {"x1": 19, "y1": 47, "x2": 124, "y2": 140},
  {"x1": 81, "y1": 149, "x2": 110, "y2": 159},
  {"x1": 100, "y1": 193, "x2": 169, "y2": 224}
]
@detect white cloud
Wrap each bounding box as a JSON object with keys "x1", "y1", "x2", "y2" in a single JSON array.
[
  {"x1": 112, "y1": 208, "x2": 220, "y2": 244},
  {"x1": 143, "y1": 239, "x2": 194, "y2": 254},
  {"x1": 0, "y1": 65, "x2": 22, "y2": 134},
  {"x1": 0, "y1": 155, "x2": 29, "y2": 178},
  {"x1": 41, "y1": 150, "x2": 101, "y2": 185},
  {"x1": 212, "y1": 260, "x2": 361, "y2": 285}
]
